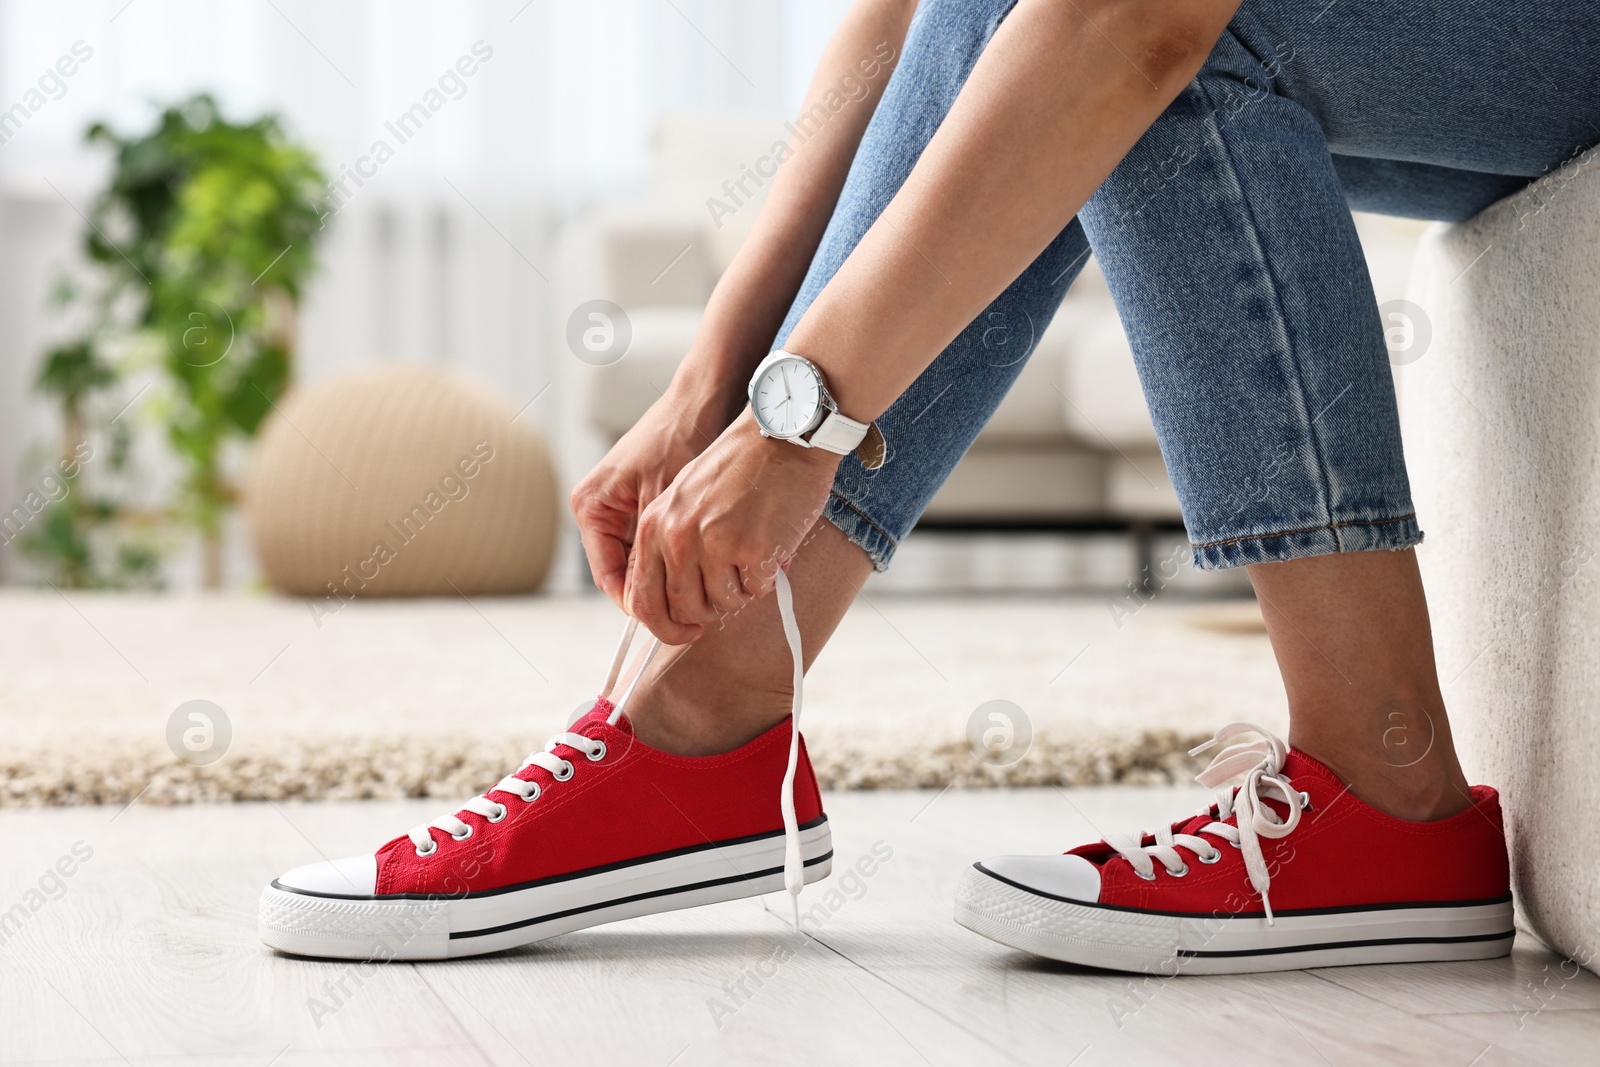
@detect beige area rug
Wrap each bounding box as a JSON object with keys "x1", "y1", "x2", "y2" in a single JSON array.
[{"x1": 0, "y1": 589, "x2": 1285, "y2": 806}]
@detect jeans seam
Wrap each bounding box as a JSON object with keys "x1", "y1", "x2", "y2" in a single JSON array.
[
  {"x1": 1192, "y1": 74, "x2": 1340, "y2": 544},
  {"x1": 830, "y1": 490, "x2": 898, "y2": 550},
  {"x1": 1191, "y1": 512, "x2": 1416, "y2": 551}
]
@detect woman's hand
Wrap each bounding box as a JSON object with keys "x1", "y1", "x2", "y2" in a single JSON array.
[
  {"x1": 624, "y1": 411, "x2": 841, "y2": 644},
  {"x1": 570, "y1": 384, "x2": 738, "y2": 608}
]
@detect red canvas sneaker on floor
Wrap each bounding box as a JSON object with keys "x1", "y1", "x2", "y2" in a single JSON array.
[
  {"x1": 261, "y1": 596, "x2": 831, "y2": 960},
  {"x1": 956, "y1": 722, "x2": 1513, "y2": 974}
]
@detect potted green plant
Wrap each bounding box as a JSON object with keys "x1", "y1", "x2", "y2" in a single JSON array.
[{"x1": 27, "y1": 93, "x2": 329, "y2": 588}]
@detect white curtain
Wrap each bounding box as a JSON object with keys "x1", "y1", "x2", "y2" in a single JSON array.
[
  {"x1": 0, "y1": 0, "x2": 853, "y2": 586},
  {"x1": 0, "y1": 0, "x2": 850, "y2": 198}
]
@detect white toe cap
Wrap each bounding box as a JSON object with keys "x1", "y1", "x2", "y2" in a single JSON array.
[
  {"x1": 979, "y1": 853, "x2": 1101, "y2": 904},
  {"x1": 274, "y1": 854, "x2": 378, "y2": 896}
]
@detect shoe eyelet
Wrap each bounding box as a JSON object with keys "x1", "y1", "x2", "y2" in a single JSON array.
[
  {"x1": 415, "y1": 839, "x2": 438, "y2": 858},
  {"x1": 586, "y1": 740, "x2": 607, "y2": 763},
  {"x1": 1299, "y1": 791, "x2": 1314, "y2": 811},
  {"x1": 1199, "y1": 849, "x2": 1222, "y2": 864},
  {"x1": 451, "y1": 825, "x2": 474, "y2": 842},
  {"x1": 1167, "y1": 863, "x2": 1190, "y2": 878},
  {"x1": 486, "y1": 804, "x2": 508, "y2": 823},
  {"x1": 1134, "y1": 866, "x2": 1157, "y2": 882},
  {"x1": 520, "y1": 783, "x2": 541, "y2": 803},
  {"x1": 552, "y1": 761, "x2": 575, "y2": 782}
]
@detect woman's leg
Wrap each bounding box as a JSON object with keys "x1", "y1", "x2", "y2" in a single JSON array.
[
  {"x1": 1248, "y1": 548, "x2": 1472, "y2": 820},
  {"x1": 1074, "y1": 2, "x2": 1599, "y2": 817},
  {"x1": 634, "y1": 0, "x2": 1600, "y2": 820},
  {"x1": 1241, "y1": 158, "x2": 1537, "y2": 819},
  {"x1": 621, "y1": 14, "x2": 1519, "y2": 781}
]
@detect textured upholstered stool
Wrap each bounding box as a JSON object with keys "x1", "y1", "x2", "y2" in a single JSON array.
[
  {"x1": 1403, "y1": 148, "x2": 1600, "y2": 969},
  {"x1": 247, "y1": 365, "x2": 557, "y2": 599}
]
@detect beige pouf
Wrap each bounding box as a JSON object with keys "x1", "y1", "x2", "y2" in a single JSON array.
[{"x1": 247, "y1": 366, "x2": 557, "y2": 599}]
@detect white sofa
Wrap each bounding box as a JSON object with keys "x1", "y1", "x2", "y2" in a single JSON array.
[
  {"x1": 1403, "y1": 148, "x2": 1600, "y2": 969},
  {"x1": 554, "y1": 116, "x2": 1181, "y2": 568}
]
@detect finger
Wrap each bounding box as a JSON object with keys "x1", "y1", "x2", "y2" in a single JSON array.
[
  {"x1": 626, "y1": 523, "x2": 702, "y2": 645},
  {"x1": 738, "y1": 553, "x2": 781, "y2": 600},
  {"x1": 580, "y1": 527, "x2": 631, "y2": 608},
  {"x1": 572, "y1": 495, "x2": 636, "y2": 609},
  {"x1": 666, "y1": 560, "x2": 719, "y2": 629},
  {"x1": 704, "y1": 564, "x2": 750, "y2": 616}
]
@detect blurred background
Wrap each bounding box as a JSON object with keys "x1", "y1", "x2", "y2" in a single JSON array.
[{"x1": 0, "y1": 0, "x2": 1421, "y2": 600}]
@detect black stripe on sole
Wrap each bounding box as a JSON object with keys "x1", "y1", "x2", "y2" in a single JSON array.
[
  {"x1": 272, "y1": 814, "x2": 830, "y2": 901},
  {"x1": 450, "y1": 850, "x2": 834, "y2": 939},
  {"x1": 1177, "y1": 930, "x2": 1514, "y2": 959},
  {"x1": 972, "y1": 862, "x2": 1513, "y2": 920}
]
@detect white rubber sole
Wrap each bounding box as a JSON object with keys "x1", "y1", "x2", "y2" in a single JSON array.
[
  {"x1": 260, "y1": 817, "x2": 832, "y2": 960},
  {"x1": 954, "y1": 862, "x2": 1514, "y2": 975}
]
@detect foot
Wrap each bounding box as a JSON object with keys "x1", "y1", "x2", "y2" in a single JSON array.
[
  {"x1": 955, "y1": 722, "x2": 1513, "y2": 975},
  {"x1": 259, "y1": 701, "x2": 831, "y2": 959}
]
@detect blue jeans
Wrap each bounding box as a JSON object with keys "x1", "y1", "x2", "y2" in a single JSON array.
[{"x1": 776, "y1": 0, "x2": 1600, "y2": 571}]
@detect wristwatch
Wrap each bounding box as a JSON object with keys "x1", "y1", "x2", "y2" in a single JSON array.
[{"x1": 747, "y1": 350, "x2": 884, "y2": 468}]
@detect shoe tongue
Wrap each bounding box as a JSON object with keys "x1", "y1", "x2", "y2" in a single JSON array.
[
  {"x1": 572, "y1": 698, "x2": 633, "y2": 735},
  {"x1": 1167, "y1": 749, "x2": 1338, "y2": 839},
  {"x1": 1174, "y1": 809, "x2": 1222, "y2": 837}
]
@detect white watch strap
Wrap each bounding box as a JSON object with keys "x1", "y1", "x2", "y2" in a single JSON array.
[{"x1": 807, "y1": 410, "x2": 871, "y2": 455}]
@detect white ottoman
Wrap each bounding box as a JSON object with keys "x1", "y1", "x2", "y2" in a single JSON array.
[{"x1": 1403, "y1": 148, "x2": 1600, "y2": 969}]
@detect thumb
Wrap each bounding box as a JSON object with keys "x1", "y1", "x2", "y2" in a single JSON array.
[{"x1": 581, "y1": 529, "x2": 630, "y2": 609}]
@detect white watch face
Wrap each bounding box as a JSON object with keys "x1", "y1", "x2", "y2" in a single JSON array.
[{"x1": 751, "y1": 357, "x2": 822, "y2": 438}]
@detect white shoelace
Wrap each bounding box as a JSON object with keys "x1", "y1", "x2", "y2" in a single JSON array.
[
  {"x1": 406, "y1": 571, "x2": 810, "y2": 926},
  {"x1": 1101, "y1": 722, "x2": 1307, "y2": 924}
]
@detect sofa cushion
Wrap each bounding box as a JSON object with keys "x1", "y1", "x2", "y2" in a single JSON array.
[
  {"x1": 1104, "y1": 447, "x2": 1179, "y2": 518},
  {"x1": 590, "y1": 206, "x2": 717, "y2": 308},
  {"x1": 922, "y1": 444, "x2": 1106, "y2": 520},
  {"x1": 583, "y1": 307, "x2": 703, "y2": 437}
]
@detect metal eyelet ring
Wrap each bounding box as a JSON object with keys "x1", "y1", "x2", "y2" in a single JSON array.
[
  {"x1": 586, "y1": 740, "x2": 607, "y2": 763},
  {"x1": 1199, "y1": 849, "x2": 1223, "y2": 864},
  {"x1": 486, "y1": 804, "x2": 508, "y2": 823},
  {"x1": 1167, "y1": 863, "x2": 1190, "y2": 878},
  {"x1": 552, "y1": 761, "x2": 575, "y2": 782},
  {"x1": 415, "y1": 839, "x2": 438, "y2": 858},
  {"x1": 1134, "y1": 866, "x2": 1157, "y2": 881},
  {"x1": 520, "y1": 783, "x2": 541, "y2": 803},
  {"x1": 451, "y1": 825, "x2": 474, "y2": 842}
]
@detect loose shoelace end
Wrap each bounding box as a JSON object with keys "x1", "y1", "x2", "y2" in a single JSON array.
[
  {"x1": 774, "y1": 568, "x2": 808, "y2": 937},
  {"x1": 783, "y1": 834, "x2": 804, "y2": 932}
]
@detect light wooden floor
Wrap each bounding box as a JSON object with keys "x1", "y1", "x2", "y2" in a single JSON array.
[{"x1": 2, "y1": 788, "x2": 1594, "y2": 1066}]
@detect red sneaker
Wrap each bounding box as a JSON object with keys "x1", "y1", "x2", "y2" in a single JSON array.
[
  {"x1": 261, "y1": 595, "x2": 831, "y2": 960},
  {"x1": 955, "y1": 723, "x2": 1513, "y2": 974}
]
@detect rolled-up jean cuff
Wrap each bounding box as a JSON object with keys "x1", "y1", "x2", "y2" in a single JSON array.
[
  {"x1": 822, "y1": 491, "x2": 897, "y2": 573},
  {"x1": 1190, "y1": 513, "x2": 1423, "y2": 571}
]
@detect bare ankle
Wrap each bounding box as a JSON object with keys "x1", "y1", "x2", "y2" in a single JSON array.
[
  {"x1": 1291, "y1": 736, "x2": 1474, "y2": 822},
  {"x1": 625, "y1": 661, "x2": 793, "y2": 757}
]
